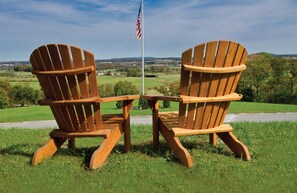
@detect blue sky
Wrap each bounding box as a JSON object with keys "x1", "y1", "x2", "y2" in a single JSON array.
[{"x1": 1, "y1": 0, "x2": 297, "y2": 61}]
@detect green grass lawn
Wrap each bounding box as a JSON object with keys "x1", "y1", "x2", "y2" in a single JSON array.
[
  {"x1": 97, "y1": 73, "x2": 180, "y2": 92},
  {"x1": 0, "y1": 70, "x2": 180, "y2": 92},
  {"x1": 0, "y1": 122, "x2": 296, "y2": 192},
  {"x1": 0, "y1": 101, "x2": 296, "y2": 123}
]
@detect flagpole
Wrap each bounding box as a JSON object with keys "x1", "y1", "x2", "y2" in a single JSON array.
[{"x1": 141, "y1": 0, "x2": 145, "y2": 95}]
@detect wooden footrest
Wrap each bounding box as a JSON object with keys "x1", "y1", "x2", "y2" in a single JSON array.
[{"x1": 172, "y1": 124, "x2": 233, "y2": 137}]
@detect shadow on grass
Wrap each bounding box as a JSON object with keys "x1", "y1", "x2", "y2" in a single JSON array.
[
  {"x1": 0, "y1": 143, "x2": 34, "y2": 158},
  {"x1": 131, "y1": 140, "x2": 235, "y2": 164},
  {"x1": 0, "y1": 140, "x2": 234, "y2": 168}
]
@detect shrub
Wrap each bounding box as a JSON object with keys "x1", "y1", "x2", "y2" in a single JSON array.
[
  {"x1": 99, "y1": 83, "x2": 114, "y2": 97},
  {"x1": 126, "y1": 68, "x2": 141, "y2": 77},
  {"x1": 114, "y1": 81, "x2": 139, "y2": 108},
  {"x1": 267, "y1": 93, "x2": 294, "y2": 104},
  {"x1": 0, "y1": 87, "x2": 10, "y2": 109},
  {"x1": 32, "y1": 89, "x2": 43, "y2": 105},
  {"x1": 155, "y1": 81, "x2": 179, "y2": 108},
  {"x1": 163, "y1": 101, "x2": 170, "y2": 108},
  {"x1": 11, "y1": 85, "x2": 36, "y2": 106},
  {"x1": 0, "y1": 80, "x2": 12, "y2": 91},
  {"x1": 237, "y1": 87, "x2": 254, "y2": 102},
  {"x1": 114, "y1": 81, "x2": 138, "y2": 96},
  {"x1": 138, "y1": 94, "x2": 149, "y2": 109}
]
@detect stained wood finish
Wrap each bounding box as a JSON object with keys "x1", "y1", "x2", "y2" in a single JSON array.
[
  {"x1": 143, "y1": 40, "x2": 251, "y2": 167},
  {"x1": 30, "y1": 44, "x2": 138, "y2": 169}
]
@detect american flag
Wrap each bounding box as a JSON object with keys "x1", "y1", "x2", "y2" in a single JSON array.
[{"x1": 136, "y1": 4, "x2": 141, "y2": 40}]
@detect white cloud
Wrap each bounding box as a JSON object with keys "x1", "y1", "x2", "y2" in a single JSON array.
[
  {"x1": 0, "y1": 0, "x2": 297, "y2": 61},
  {"x1": 144, "y1": 0, "x2": 297, "y2": 55}
]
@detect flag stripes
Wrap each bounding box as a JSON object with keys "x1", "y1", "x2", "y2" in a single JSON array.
[{"x1": 136, "y1": 3, "x2": 141, "y2": 40}]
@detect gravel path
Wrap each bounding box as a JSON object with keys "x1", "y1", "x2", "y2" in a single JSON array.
[{"x1": 0, "y1": 113, "x2": 296, "y2": 129}]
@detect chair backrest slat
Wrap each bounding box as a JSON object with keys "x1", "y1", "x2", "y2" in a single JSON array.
[
  {"x1": 178, "y1": 48, "x2": 192, "y2": 128},
  {"x1": 84, "y1": 50, "x2": 103, "y2": 130},
  {"x1": 179, "y1": 40, "x2": 247, "y2": 130}
]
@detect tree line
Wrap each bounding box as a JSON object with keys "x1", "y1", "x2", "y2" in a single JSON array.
[
  {"x1": 0, "y1": 53, "x2": 295, "y2": 109},
  {"x1": 0, "y1": 80, "x2": 142, "y2": 109},
  {"x1": 0, "y1": 81, "x2": 42, "y2": 109},
  {"x1": 238, "y1": 53, "x2": 297, "y2": 104}
]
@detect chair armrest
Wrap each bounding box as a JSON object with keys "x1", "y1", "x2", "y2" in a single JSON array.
[
  {"x1": 142, "y1": 95, "x2": 180, "y2": 102},
  {"x1": 180, "y1": 93, "x2": 242, "y2": 103},
  {"x1": 98, "y1": 95, "x2": 139, "y2": 103},
  {"x1": 38, "y1": 95, "x2": 139, "y2": 106}
]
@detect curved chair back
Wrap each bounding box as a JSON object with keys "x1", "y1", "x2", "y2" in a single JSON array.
[
  {"x1": 178, "y1": 40, "x2": 248, "y2": 130},
  {"x1": 30, "y1": 44, "x2": 103, "y2": 132}
]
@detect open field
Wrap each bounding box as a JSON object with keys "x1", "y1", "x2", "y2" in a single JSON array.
[
  {"x1": 0, "y1": 70, "x2": 180, "y2": 92},
  {"x1": 0, "y1": 101, "x2": 297, "y2": 123},
  {"x1": 1, "y1": 100, "x2": 297, "y2": 123},
  {"x1": 0, "y1": 122, "x2": 296, "y2": 193}
]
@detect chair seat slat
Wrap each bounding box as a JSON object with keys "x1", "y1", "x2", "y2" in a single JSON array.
[
  {"x1": 172, "y1": 124, "x2": 233, "y2": 137},
  {"x1": 50, "y1": 129, "x2": 111, "y2": 138}
]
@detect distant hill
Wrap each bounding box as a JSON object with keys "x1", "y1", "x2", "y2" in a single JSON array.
[
  {"x1": 95, "y1": 57, "x2": 181, "y2": 63},
  {"x1": 274, "y1": 54, "x2": 297, "y2": 58},
  {"x1": 1, "y1": 54, "x2": 296, "y2": 67},
  {"x1": 249, "y1": 52, "x2": 297, "y2": 58}
]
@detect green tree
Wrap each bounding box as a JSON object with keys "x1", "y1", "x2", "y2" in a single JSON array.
[
  {"x1": 286, "y1": 58, "x2": 297, "y2": 98},
  {"x1": 0, "y1": 87, "x2": 10, "y2": 109},
  {"x1": 114, "y1": 81, "x2": 138, "y2": 96},
  {"x1": 138, "y1": 94, "x2": 149, "y2": 109},
  {"x1": 126, "y1": 68, "x2": 141, "y2": 77},
  {"x1": 32, "y1": 89, "x2": 43, "y2": 105},
  {"x1": 240, "y1": 53, "x2": 273, "y2": 101},
  {"x1": 114, "y1": 81, "x2": 138, "y2": 108},
  {"x1": 99, "y1": 83, "x2": 114, "y2": 97},
  {"x1": 155, "y1": 81, "x2": 180, "y2": 108},
  {"x1": 266, "y1": 57, "x2": 296, "y2": 104},
  {"x1": 0, "y1": 80, "x2": 12, "y2": 92},
  {"x1": 11, "y1": 85, "x2": 35, "y2": 106},
  {"x1": 0, "y1": 80, "x2": 12, "y2": 108}
]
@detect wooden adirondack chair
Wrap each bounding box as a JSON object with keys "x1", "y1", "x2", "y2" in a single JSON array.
[
  {"x1": 143, "y1": 40, "x2": 251, "y2": 168},
  {"x1": 30, "y1": 44, "x2": 138, "y2": 169}
]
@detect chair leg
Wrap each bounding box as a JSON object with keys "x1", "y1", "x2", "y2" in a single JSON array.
[
  {"x1": 89, "y1": 127, "x2": 122, "y2": 170},
  {"x1": 209, "y1": 133, "x2": 217, "y2": 145},
  {"x1": 32, "y1": 137, "x2": 66, "y2": 165},
  {"x1": 67, "y1": 138, "x2": 76, "y2": 150},
  {"x1": 160, "y1": 127, "x2": 193, "y2": 168},
  {"x1": 217, "y1": 132, "x2": 251, "y2": 161}
]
